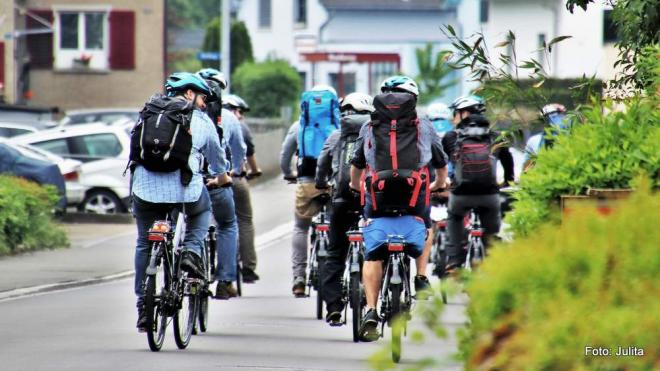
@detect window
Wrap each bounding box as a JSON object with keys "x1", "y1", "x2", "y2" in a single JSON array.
[
  {"x1": 2, "y1": 128, "x2": 36, "y2": 137},
  {"x1": 370, "y1": 62, "x2": 398, "y2": 95},
  {"x1": 259, "y1": 0, "x2": 271, "y2": 28},
  {"x1": 34, "y1": 139, "x2": 70, "y2": 155},
  {"x1": 603, "y1": 9, "x2": 618, "y2": 43},
  {"x1": 74, "y1": 134, "x2": 122, "y2": 157},
  {"x1": 55, "y1": 10, "x2": 109, "y2": 70},
  {"x1": 329, "y1": 73, "x2": 356, "y2": 97},
  {"x1": 480, "y1": 0, "x2": 489, "y2": 23},
  {"x1": 294, "y1": 0, "x2": 307, "y2": 26}
]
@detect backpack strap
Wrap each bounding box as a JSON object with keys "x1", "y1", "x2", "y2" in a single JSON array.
[
  {"x1": 360, "y1": 165, "x2": 367, "y2": 206},
  {"x1": 389, "y1": 119, "x2": 398, "y2": 170},
  {"x1": 409, "y1": 170, "x2": 422, "y2": 208},
  {"x1": 370, "y1": 169, "x2": 379, "y2": 211}
]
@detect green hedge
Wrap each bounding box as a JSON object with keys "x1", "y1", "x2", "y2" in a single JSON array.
[
  {"x1": 508, "y1": 95, "x2": 660, "y2": 237},
  {"x1": 0, "y1": 176, "x2": 69, "y2": 255},
  {"x1": 232, "y1": 59, "x2": 302, "y2": 118},
  {"x1": 460, "y1": 182, "x2": 660, "y2": 369}
]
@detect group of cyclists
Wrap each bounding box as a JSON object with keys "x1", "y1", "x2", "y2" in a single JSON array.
[
  {"x1": 129, "y1": 67, "x2": 570, "y2": 343},
  {"x1": 130, "y1": 68, "x2": 261, "y2": 332}
]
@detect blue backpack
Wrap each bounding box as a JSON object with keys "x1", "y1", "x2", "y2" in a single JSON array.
[{"x1": 297, "y1": 89, "x2": 340, "y2": 177}]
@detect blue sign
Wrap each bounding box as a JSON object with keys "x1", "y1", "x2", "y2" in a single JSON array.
[{"x1": 197, "y1": 51, "x2": 222, "y2": 61}]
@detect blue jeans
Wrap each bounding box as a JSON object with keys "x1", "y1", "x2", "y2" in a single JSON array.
[
  {"x1": 209, "y1": 187, "x2": 238, "y2": 282},
  {"x1": 132, "y1": 189, "x2": 211, "y2": 300}
]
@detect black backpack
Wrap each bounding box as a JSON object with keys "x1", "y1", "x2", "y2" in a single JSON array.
[
  {"x1": 365, "y1": 93, "x2": 429, "y2": 216},
  {"x1": 129, "y1": 94, "x2": 194, "y2": 185},
  {"x1": 333, "y1": 117, "x2": 363, "y2": 201},
  {"x1": 452, "y1": 124, "x2": 497, "y2": 193}
]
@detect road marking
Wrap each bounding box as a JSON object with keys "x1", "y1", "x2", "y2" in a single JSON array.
[{"x1": 0, "y1": 221, "x2": 294, "y2": 302}]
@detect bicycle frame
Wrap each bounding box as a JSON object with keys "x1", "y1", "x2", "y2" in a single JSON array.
[
  {"x1": 463, "y1": 212, "x2": 486, "y2": 271},
  {"x1": 379, "y1": 236, "x2": 412, "y2": 328}
]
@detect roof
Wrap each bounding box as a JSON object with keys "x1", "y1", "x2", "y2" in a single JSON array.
[{"x1": 321, "y1": 0, "x2": 445, "y2": 11}]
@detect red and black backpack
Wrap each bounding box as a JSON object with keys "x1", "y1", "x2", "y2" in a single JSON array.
[{"x1": 363, "y1": 93, "x2": 430, "y2": 217}]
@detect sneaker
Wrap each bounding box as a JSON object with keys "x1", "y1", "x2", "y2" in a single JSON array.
[
  {"x1": 444, "y1": 258, "x2": 463, "y2": 278},
  {"x1": 214, "y1": 281, "x2": 238, "y2": 300},
  {"x1": 414, "y1": 275, "x2": 431, "y2": 299},
  {"x1": 242, "y1": 268, "x2": 260, "y2": 283},
  {"x1": 136, "y1": 307, "x2": 148, "y2": 333},
  {"x1": 181, "y1": 251, "x2": 205, "y2": 278},
  {"x1": 359, "y1": 308, "x2": 380, "y2": 342},
  {"x1": 292, "y1": 276, "x2": 306, "y2": 298},
  {"x1": 326, "y1": 303, "x2": 344, "y2": 327}
]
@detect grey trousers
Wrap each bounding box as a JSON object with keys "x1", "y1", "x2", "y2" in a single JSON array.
[
  {"x1": 292, "y1": 214, "x2": 312, "y2": 279},
  {"x1": 446, "y1": 193, "x2": 501, "y2": 262},
  {"x1": 232, "y1": 177, "x2": 257, "y2": 272}
]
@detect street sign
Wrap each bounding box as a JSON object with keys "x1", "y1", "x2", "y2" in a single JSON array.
[{"x1": 197, "y1": 51, "x2": 222, "y2": 62}]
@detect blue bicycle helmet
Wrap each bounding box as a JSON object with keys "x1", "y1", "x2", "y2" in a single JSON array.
[
  {"x1": 165, "y1": 72, "x2": 211, "y2": 96},
  {"x1": 380, "y1": 75, "x2": 419, "y2": 96}
]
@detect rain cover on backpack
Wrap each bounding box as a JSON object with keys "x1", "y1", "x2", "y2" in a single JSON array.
[
  {"x1": 452, "y1": 124, "x2": 497, "y2": 193},
  {"x1": 297, "y1": 89, "x2": 340, "y2": 177}
]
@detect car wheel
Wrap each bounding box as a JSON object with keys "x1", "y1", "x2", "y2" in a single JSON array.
[{"x1": 80, "y1": 190, "x2": 124, "y2": 214}]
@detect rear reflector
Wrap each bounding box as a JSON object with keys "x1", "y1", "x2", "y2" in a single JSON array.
[
  {"x1": 436, "y1": 220, "x2": 447, "y2": 228},
  {"x1": 348, "y1": 234, "x2": 363, "y2": 242},
  {"x1": 316, "y1": 224, "x2": 330, "y2": 232},
  {"x1": 470, "y1": 230, "x2": 484, "y2": 237},
  {"x1": 148, "y1": 233, "x2": 165, "y2": 241},
  {"x1": 388, "y1": 243, "x2": 404, "y2": 252}
]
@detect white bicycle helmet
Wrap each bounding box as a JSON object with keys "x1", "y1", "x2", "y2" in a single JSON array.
[
  {"x1": 340, "y1": 92, "x2": 374, "y2": 113},
  {"x1": 541, "y1": 103, "x2": 566, "y2": 117},
  {"x1": 427, "y1": 102, "x2": 452, "y2": 120},
  {"x1": 311, "y1": 84, "x2": 337, "y2": 96},
  {"x1": 449, "y1": 95, "x2": 486, "y2": 114},
  {"x1": 380, "y1": 75, "x2": 419, "y2": 96},
  {"x1": 197, "y1": 68, "x2": 228, "y2": 90},
  {"x1": 223, "y1": 94, "x2": 250, "y2": 112}
]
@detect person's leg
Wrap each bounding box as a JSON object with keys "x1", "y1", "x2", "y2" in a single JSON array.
[
  {"x1": 292, "y1": 213, "x2": 312, "y2": 280},
  {"x1": 415, "y1": 227, "x2": 433, "y2": 276},
  {"x1": 363, "y1": 260, "x2": 383, "y2": 310},
  {"x1": 233, "y1": 178, "x2": 257, "y2": 276},
  {"x1": 322, "y1": 202, "x2": 357, "y2": 317},
  {"x1": 475, "y1": 194, "x2": 502, "y2": 249},
  {"x1": 209, "y1": 188, "x2": 238, "y2": 283},
  {"x1": 445, "y1": 193, "x2": 470, "y2": 270},
  {"x1": 183, "y1": 188, "x2": 212, "y2": 258}
]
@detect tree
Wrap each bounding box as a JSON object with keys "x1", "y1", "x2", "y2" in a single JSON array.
[
  {"x1": 202, "y1": 18, "x2": 254, "y2": 75},
  {"x1": 565, "y1": 0, "x2": 660, "y2": 95},
  {"x1": 232, "y1": 60, "x2": 302, "y2": 118},
  {"x1": 167, "y1": 0, "x2": 219, "y2": 29},
  {"x1": 415, "y1": 43, "x2": 457, "y2": 105}
]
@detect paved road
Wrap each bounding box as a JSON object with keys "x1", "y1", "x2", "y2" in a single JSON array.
[{"x1": 0, "y1": 178, "x2": 465, "y2": 370}]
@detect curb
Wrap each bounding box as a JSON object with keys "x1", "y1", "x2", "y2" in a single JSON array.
[
  {"x1": 0, "y1": 270, "x2": 134, "y2": 302},
  {"x1": 60, "y1": 212, "x2": 134, "y2": 224}
]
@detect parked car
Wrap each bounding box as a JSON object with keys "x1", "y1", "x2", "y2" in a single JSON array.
[
  {"x1": 0, "y1": 139, "x2": 86, "y2": 206},
  {"x1": 14, "y1": 124, "x2": 131, "y2": 214},
  {"x1": 0, "y1": 143, "x2": 67, "y2": 210},
  {"x1": 0, "y1": 122, "x2": 38, "y2": 137},
  {"x1": 59, "y1": 108, "x2": 139, "y2": 127}
]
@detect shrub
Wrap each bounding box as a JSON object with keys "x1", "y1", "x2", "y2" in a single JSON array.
[
  {"x1": 460, "y1": 180, "x2": 660, "y2": 370},
  {"x1": 0, "y1": 175, "x2": 69, "y2": 255},
  {"x1": 232, "y1": 59, "x2": 302, "y2": 118},
  {"x1": 508, "y1": 95, "x2": 660, "y2": 237}
]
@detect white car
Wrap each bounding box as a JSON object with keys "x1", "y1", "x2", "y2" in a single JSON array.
[
  {"x1": 14, "y1": 124, "x2": 131, "y2": 214},
  {"x1": 0, "y1": 138, "x2": 85, "y2": 205},
  {"x1": 0, "y1": 122, "x2": 38, "y2": 137},
  {"x1": 59, "y1": 108, "x2": 139, "y2": 127}
]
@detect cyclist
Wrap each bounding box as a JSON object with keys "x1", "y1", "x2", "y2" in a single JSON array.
[
  {"x1": 279, "y1": 84, "x2": 337, "y2": 297},
  {"x1": 349, "y1": 76, "x2": 448, "y2": 341},
  {"x1": 197, "y1": 68, "x2": 247, "y2": 299},
  {"x1": 223, "y1": 93, "x2": 262, "y2": 283},
  {"x1": 524, "y1": 103, "x2": 569, "y2": 168},
  {"x1": 441, "y1": 95, "x2": 512, "y2": 275},
  {"x1": 427, "y1": 102, "x2": 454, "y2": 137},
  {"x1": 315, "y1": 92, "x2": 374, "y2": 326},
  {"x1": 132, "y1": 72, "x2": 230, "y2": 331}
]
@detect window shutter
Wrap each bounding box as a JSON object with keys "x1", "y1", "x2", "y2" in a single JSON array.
[
  {"x1": 109, "y1": 10, "x2": 136, "y2": 70},
  {"x1": 26, "y1": 9, "x2": 54, "y2": 69}
]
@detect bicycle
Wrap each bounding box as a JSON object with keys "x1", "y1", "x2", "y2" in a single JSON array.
[
  {"x1": 307, "y1": 193, "x2": 331, "y2": 320},
  {"x1": 378, "y1": 235, "x2": 414, "y2": 363},
  {"x1": 341, "y1": 215, "x2": 366, "y2": 342},
  {"x1": 429, "y1": 195, "x2": 449, "y2": 303},
  {"x1": 235, "y1": 252, "x2": 243, "y2": 297},
  {"x1": 463, "y1": 212, "x2": 486, "y2": 271},
  {"x1": 143, "y1": 207, "x2": 200, "y2": 351},
  {"x1": 195, "y1": 224, "x2": 216, "y2": 334}
]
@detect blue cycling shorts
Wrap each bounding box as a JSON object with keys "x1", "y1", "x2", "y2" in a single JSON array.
[{"x1": 363, "y1": 215, "x2": 427, "y2": 261}]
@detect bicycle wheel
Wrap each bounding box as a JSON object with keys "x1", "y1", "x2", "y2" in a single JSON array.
[
  {"x1": 145, "y1": 250, "x2": 169, "y2": 352},
  {"x1": 390, "y1": 283, "x2": 402, "y2": 363},
  {"x1": 197, "y1": 290, "x2": 209, "y2": 333},
  {"x1": 432, "y1": 231, "x2": 447, "y2": 278},
  {"x1": 173, "y1": 277, "x2": 198, "y2": 349},
  {"x1": 350, "y1": 271, "x2": 363, "y2": 343},
  {"x1": 316, "y1": 257, "x2": 324, "y2": 320},
  {"x1": 236, "y1": 258, "x2": 243, "y2": 297}
]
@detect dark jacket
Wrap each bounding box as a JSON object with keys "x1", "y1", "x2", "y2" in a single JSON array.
[{"x1": 442, "y1": 114, "x2": 514, "y2": 195}]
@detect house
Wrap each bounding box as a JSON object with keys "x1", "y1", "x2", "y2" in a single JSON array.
[
  {"x1": 238, "y1": 0, "x2": 461, "y2": 99},
  {"x1": 0, "y1": 0, "x2": 165, "y2": 112},
  {"x1": 458, "y1": 0, "x2": 619, "y2": 92}
]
